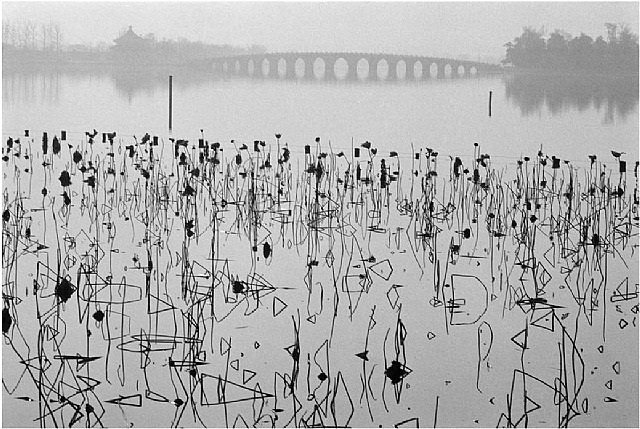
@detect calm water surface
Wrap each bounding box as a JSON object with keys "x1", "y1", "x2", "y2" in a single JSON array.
[
  {"x1": 3, "y1": 69, "x2": 638, "y2": 162},
  {"x1": 2, "y1": 68, "x2": 638, "y2": 428}
]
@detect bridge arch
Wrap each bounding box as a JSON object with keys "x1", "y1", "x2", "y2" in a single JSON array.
[
  {"x1": 457, "y1": 64, "x2": 465, "y2": 76},
  {"x1": 469, "y1": 66, "x2": 478, "y2": 76},
  {"x1": 313, "y1": 57, "x2": 326, "y2": 80},
  {"x1": 413, "y1": 61, "x2": 423, "y2": 79},
  {"x1": 261, "y1": 58, "x2": 270, "y2": 77},
  {"x1": 356, "y1": 58, "x2": 370, "y2": 80},
  {"x1": 333, "y1": 57, "x2": 349, "y2": 80},
  {"x1": 277, "y1": 58, "x2": 287, "y2": 78},
  {"x1": 376, "y1": 59, "x2": 389, "y2": 80},
  {"x1": 429, "y1": 63, "x2": 438, "y2": 78},
  {"x1": 396, "y1": 60, "x2": 407, "y2": 80},
  {"x1": 247, "y1": 59, "x2": 255, "y2": 76}
]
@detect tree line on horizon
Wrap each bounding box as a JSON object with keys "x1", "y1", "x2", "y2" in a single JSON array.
[
  {"x1": 2, "y1": 20, "x2": 266, "y2": 58},
  {"x1": 503, "y1": 23, "x2": 639, "y2": 74},
  {"x1": 2, "y1": 20, "x2": 63, "y2": 52}
]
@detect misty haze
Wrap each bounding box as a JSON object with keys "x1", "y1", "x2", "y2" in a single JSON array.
[{"x1": 2, "y1": 2, "x2": 639, "y2": 428}]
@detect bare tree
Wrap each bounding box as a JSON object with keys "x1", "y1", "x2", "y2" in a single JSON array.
[
  {"x1": 19, "y1": 20, "x2": 29, "y2": 49},
  {"x1": 26, "y1": 20, "x2": 37, "y2": 49},
  {"x1": 40, "y1": 23, "x2": 48, "y2": 51},
  {"x1": 51, "y1": 22, "x2": 62, "y2": 53},
  {"x1": 9, "y1": 20, "x2": 18, "y2": 47},
  {"x1": 46, "y1": 22, "x2": 55, "y2": 51},
  {"x1": 2, "y1": 20, "x2": 11, "y2": 46}
]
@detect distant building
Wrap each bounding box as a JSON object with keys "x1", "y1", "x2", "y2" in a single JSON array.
[
  {"x1": 111, "y1": 26, "x2": 154, "y2": 64},
  {"x1": 112, "y1": 26, "x2": 149, "y2": 53}
]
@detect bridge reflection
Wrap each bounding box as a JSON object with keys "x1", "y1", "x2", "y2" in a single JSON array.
[{"x1": 198, "y1": 52, "x2": 503, "y2": 82}]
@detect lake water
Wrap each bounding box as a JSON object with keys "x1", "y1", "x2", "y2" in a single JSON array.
[
  {"x1": 2, "y1": 67, "x2": 639, "y2": 428},
  {"x1": 3, "y1": 68, "x2": 638, "y2": 162}
]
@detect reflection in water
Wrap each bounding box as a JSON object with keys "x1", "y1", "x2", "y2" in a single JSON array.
[
  {"x1": 2, "y1": 65, "x2": 216, "y2": 106},
  {"x1": 504, "y1": 73, "x2": 639, "y2": 121},
  {"x1": 2, "y1": 69, "x2": 61, "y2": 107},
  {"x1": 2, "y1": 65, "x2": 490, "y2": 109},
  {"x1": 4, "y1": 66, "x2": 638, "y2": 124},
  {"x1": 106, "y1": 66, "x2": 223, "y2": 103},
  {"x1": 108, "y1": 67, "x2": 212, "y2": 103}
]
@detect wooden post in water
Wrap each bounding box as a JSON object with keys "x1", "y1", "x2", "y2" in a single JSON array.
[
  {"x1": 169, "y1": 75, "x2": 173, "y2": 131},
  {"x1": 488, "y1": 90, "x2": 492, "y2": 117}
]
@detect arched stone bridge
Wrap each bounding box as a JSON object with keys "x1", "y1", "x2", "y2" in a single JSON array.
[{"x1": 193, "y1": 52, "x2": 503, "y2": 81}]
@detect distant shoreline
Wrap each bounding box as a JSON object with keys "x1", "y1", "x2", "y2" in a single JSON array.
[
  {"x1": 4, "y1": 53, "x2": 638, "y2": 80},
  {"x1": 503, "y1": 67, "x2": 639, "y2": 79},
  {"x1": 2, "y1": 56, "x2": 200, "y2": 70},
  {"x1": 2, "y1": 49, "x2": 235, "y2": 70}
]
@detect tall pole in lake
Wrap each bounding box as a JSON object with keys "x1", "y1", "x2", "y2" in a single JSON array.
[{"x1": 169, "y1": 75, "x2": 173, "y2": 131}]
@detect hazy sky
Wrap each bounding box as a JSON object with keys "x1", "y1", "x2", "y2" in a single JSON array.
[{"x1": 3, "y1": 1, "x2": 639, "y2": 61}]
